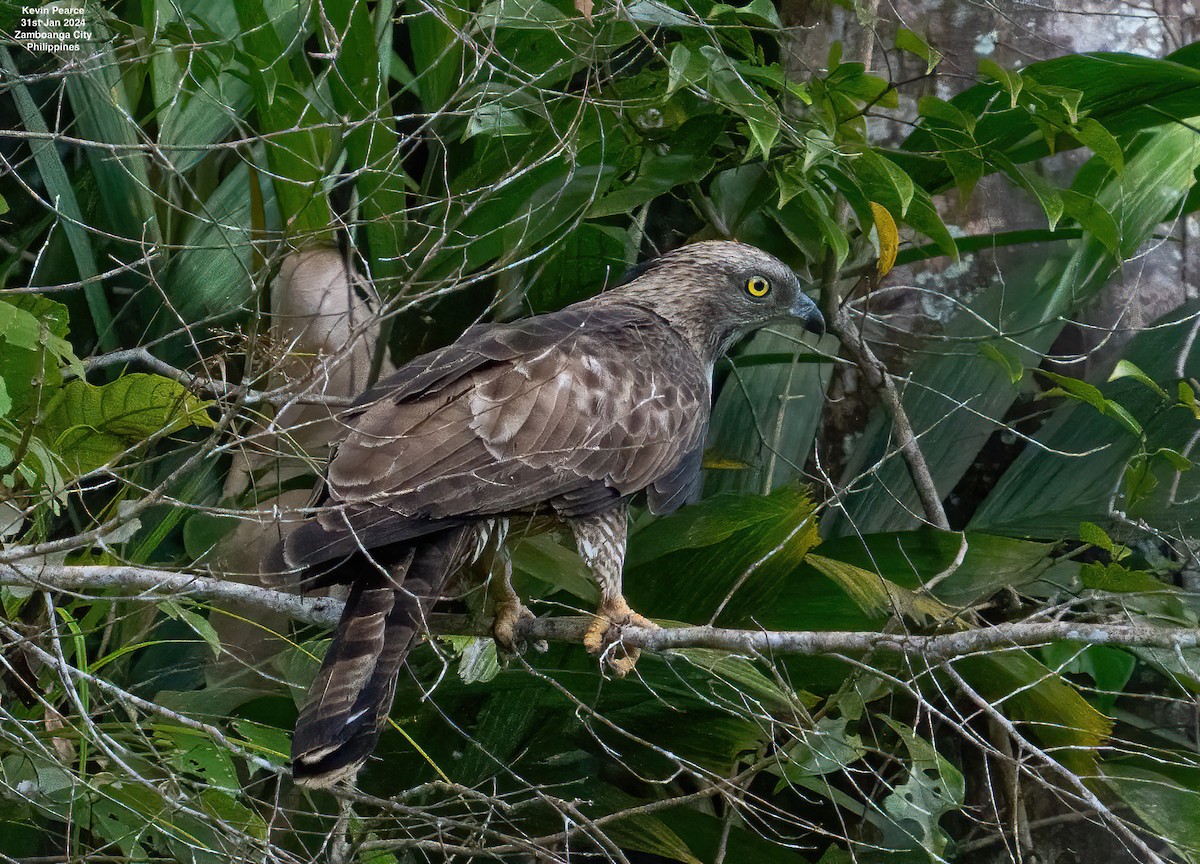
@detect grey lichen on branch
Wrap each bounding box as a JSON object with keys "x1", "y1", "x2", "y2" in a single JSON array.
[{"x1": 3, "y1": 563, "x2": 1198, "y2": 660}]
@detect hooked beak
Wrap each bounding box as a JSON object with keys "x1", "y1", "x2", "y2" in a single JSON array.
[{"x1": 790, "y1": 290, "x2": 826, "y2": 337}]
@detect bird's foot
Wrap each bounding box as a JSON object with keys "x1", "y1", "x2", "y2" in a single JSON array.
[
  {"x1": 583, "y1": 598, "x2": 658, "y2": 677},
  {"x1": 492, "y1": 598, "x2": 547, "y2": 656}
]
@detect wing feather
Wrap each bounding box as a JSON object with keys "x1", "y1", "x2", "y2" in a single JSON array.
[{"x1": 284, "y1": 301, "x2": 710, "y2": 569}]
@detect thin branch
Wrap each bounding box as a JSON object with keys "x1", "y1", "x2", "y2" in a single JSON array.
[
  {"x1": 832, "y1": 303, "x2": 951, "y2": 529},
  {"x1": 4, "y1": 563, "x2": 1199, "y2": 659}
]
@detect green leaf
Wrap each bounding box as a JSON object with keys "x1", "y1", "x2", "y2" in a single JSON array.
[
  {"x1": 1060, "y1": 189, "x2": 1120, "y2": 256},
  {"x1": 593, "y1": 786, "x2": 703, "y2": 864},
  {"x1": 667, "y1": 44, "x2": 706, "y2": 95},
  {"x1": 1109, "y1": 359, "x2": 1169, "y2": 400},
  {"x1": 0, "y1": 47, "x2": 114, "y2": 350},
  {"x1": 590, "y1": 119, "x2": 721, "y2": 217},
  {"x1": 162, "y1": 601, "x2": 223, "y2": 658},
  {"x1": 895, "y1": 28, "x2": 942, "y2": 74},
  {"x1": 1180, "y1": 380, "x2": 1200, "y2": 419},
  {"x1": 1038, "y1": 369, "x2": 1143, "y2": 437},
  {"x1": 972, "y1": 251, "x2": 1200, "y2": 538},
  {"x1": 0, "y1": 295, "x2": 80, "y2": 418},
  {"x1": 977, "y1": 58, "x2": 1023, "y2": 107},
  {"x1": 979, "y1": 342, "x2": 1024, "y2": 385},
  {"x1": 1103, "y1": 760, "x2": 1200, "y2": 861},
  {"x1": 955, "y1": 651, "x2": 1111, "y2": 776},
  {"x1": 807, "y1": 554, "x2": 951, "y2": 623},
  {"x1": 1072, "y1": 118, "x2": 1124, "y2": 173},
  {"x1": 991, "y1": 153, "x2": 1064, "y2": 228},
  {"x1": 628, "y1": 486, "x2": 820, "y2": 628},
  {"x1": 0, "y1": 300, "x2": 40, "y2": 351},
  {"x1": 158, "y1": 727, "x2": 239, "y2": 791},
  {"x1": 850, "y1": 148, "x2": 914, "y2": 217},
  {"x1": 39, "y1": 374, "x2": 215, "y2": 478},
  {"x1": 1078, "y1": 520, "x2": 1115, "y2": 553},
  {"x1": 878, "y1": 717, "x2": 965, "y2": 856},
  {"x1": 229, "y1": 719, "x2": 290, "y2": 767},
  {"x1": 478, "y1": 0, "x2": 568, "y2": 29}
]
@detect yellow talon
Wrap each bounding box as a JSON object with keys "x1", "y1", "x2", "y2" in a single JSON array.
[{"x1": 583, "y1": 599, "x2": 658, "y2": 676}]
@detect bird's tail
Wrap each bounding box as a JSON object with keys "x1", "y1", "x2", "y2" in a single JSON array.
[{"x1": 290, "y1": 527, "x2": 472, "y2": 787}]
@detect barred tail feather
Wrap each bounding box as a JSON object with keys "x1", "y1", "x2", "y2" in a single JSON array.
[{"x1": 290, "y1": 527, "x2": 474, "y2": 787}]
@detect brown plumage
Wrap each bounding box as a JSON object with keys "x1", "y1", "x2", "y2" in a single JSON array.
[{"x1": 267, "y1": 240, "x2": 825, "y2": 787}]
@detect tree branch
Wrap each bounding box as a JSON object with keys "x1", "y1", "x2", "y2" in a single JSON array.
[
  {"x1": 4, "y1": 563, "x2": 1198, "y2": 659},
  {"x1": 832, "y1": 303, "x2": 951, "y2": 530}
]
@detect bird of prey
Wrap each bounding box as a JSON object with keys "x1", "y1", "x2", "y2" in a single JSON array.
[{"x1": 268, "y1": 240, "x2": 825, "y2": 787}]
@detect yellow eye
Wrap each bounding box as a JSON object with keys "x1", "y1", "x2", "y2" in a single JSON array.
[{"x1": 746, "y1": 275, "x2": 770, "y2": 298}]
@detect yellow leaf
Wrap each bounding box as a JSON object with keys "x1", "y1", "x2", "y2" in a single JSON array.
[
  {"x1": 869, "y1": 201, "x2": 899, "y2": 276},
  {"x1": 574, "y1": 0, "x2": 593, "y2": 22}
]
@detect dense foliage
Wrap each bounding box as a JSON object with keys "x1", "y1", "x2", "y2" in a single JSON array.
[{"x1": 0, "y1": 0, "x2": 1199, "y2": 861}]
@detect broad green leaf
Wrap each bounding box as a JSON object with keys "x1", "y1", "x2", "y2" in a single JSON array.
[
  {"x1": 978, "y1": 58, "x2": 1023, "y2": 107},
  {"x1": 628, "y1": 486, "x2": 819, "y2": 628},
  {"x1": 1103, "y1": 760, "x2": 1200, "y2": 861},
  {"x1": 899, "y1": 50, "x2": 1200, "y2": 193},
  {"x1": 151, "y1": 0, "x2": 255, "y2": 173},
  {"x1": 878, "y1": 717, "x2": 965, "y2": 857},
  {"x1": 705, "y1": 325, "x2": 832, "y2": 498},
  {"x1": 955, "y1": 651, "x2": 1111, "y2": 775},
  {"x1": 156, "y1": 162, "x2": 274, "y2": 352},
  {"x1": 0, "y1": 300, "x2": 40, "y2": 351},
  {"x1": 235, "y1": 0, "x2": 331, "y2": 237},
  {"x1": 979, "y1": 342, "x2": 1024, "y2": 385},
  {"x1": 667, "y1": 44, "x2": 707, "y2": 95},
  {"x1": 0, "y1": 46, "x2": 114, "y2": 350},
  {"x1": 807, "y1": 554, "x2": 952, "y2": 622},
  {"x1": 158, "y1": 727, "x2": 239, "y2": 791},
  {"x1": 591, "y1": 786, "x2": 703, "y2": 864},
  {"x1": 39, "y1": 374, "x2": 215, "y2": 477},
  {"x1": 161, "y1": 601, "x2": 223, "y2": 658},
  {"x1": 974, "y1": 297, "x2": 1200, "y2": 536},
  {"x1": 850, "y1": 148, "x2": 915, "y2": 216},
  {"x1": 1109, "y1": 359, "x2": 1169, "y2": 399},
  {"x1": 835, "y1": 116, "x2": 1200, "y2": 537},
  {"x1": 1078, "y1": 520, "x2": 1116, "y2": 553},
  {"x1": 1072, "y1": 117, "x2": 1124, "y2": 173},
  {"x1": 1060, "y1": 189, "x2": 1120, "y2": 256},
  {"x1": 991, "y1": 152, "x2": 1064, "y2": 228},
  {"x1": 895, "y1": 28, "x2": 942, "y2": 73},
  {"x1": 479, "y1": 0, "x2": 568, "y2": 28},
  {"x1": 229, "y1": 719, "x2": 290, "y2": 767},
  {"x1": 811, "y1": 530, "x2": 1053, "y2": 609},
  {"x1": 590, "y1": 118, "x2": 721, "y2": 217},
  {"x1": 322, "y1": 0, "x2": 409, "y2": 286},
  {"x1": 62, "y1": 6, "x2": 160, "y2": 249},
  {"x1": 0, "y1": 295, "x2": 79, "y2": 419}
]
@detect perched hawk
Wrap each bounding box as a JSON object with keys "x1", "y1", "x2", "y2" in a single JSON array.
[{"x1": 269, "y1": 241, "x2": 825, "y2": 787}]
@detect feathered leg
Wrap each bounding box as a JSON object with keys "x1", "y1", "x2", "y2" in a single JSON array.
[
  {"x1": 291, "y1": 526, "x2": 475, "y2": 788},
  {"x1": 570, "y1": 503, "x2": 657, "y2": 676}
]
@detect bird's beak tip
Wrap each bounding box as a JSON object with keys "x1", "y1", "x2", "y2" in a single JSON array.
[{"x1": 791, "y1": 294, "x2": 825, "y2": 337}]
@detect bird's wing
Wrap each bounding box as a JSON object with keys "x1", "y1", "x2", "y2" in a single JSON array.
[{"x1": 283, "y1": 303, "x2": 709, "y2": 568}]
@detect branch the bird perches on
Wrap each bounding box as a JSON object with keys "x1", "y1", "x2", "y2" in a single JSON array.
[{"x1": 3, "y1": 562, "x2": 1196, "y2": 662}]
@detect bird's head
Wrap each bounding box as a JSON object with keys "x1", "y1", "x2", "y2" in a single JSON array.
[{"x1": 608, "y1": 241, "x2": 825, "y2": 364}]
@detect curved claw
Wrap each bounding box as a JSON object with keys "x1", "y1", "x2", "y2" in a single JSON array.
[
  {"x1": 583, "y1": 599, "x2": 658, "y2": 677},
  {"x1": 492, "y1": 600, "x2": 548, "y2": 655}
]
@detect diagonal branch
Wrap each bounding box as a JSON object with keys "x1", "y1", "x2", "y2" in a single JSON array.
[{"x1": 832, "y1": 303, "x2": 951, "y2": 529}]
